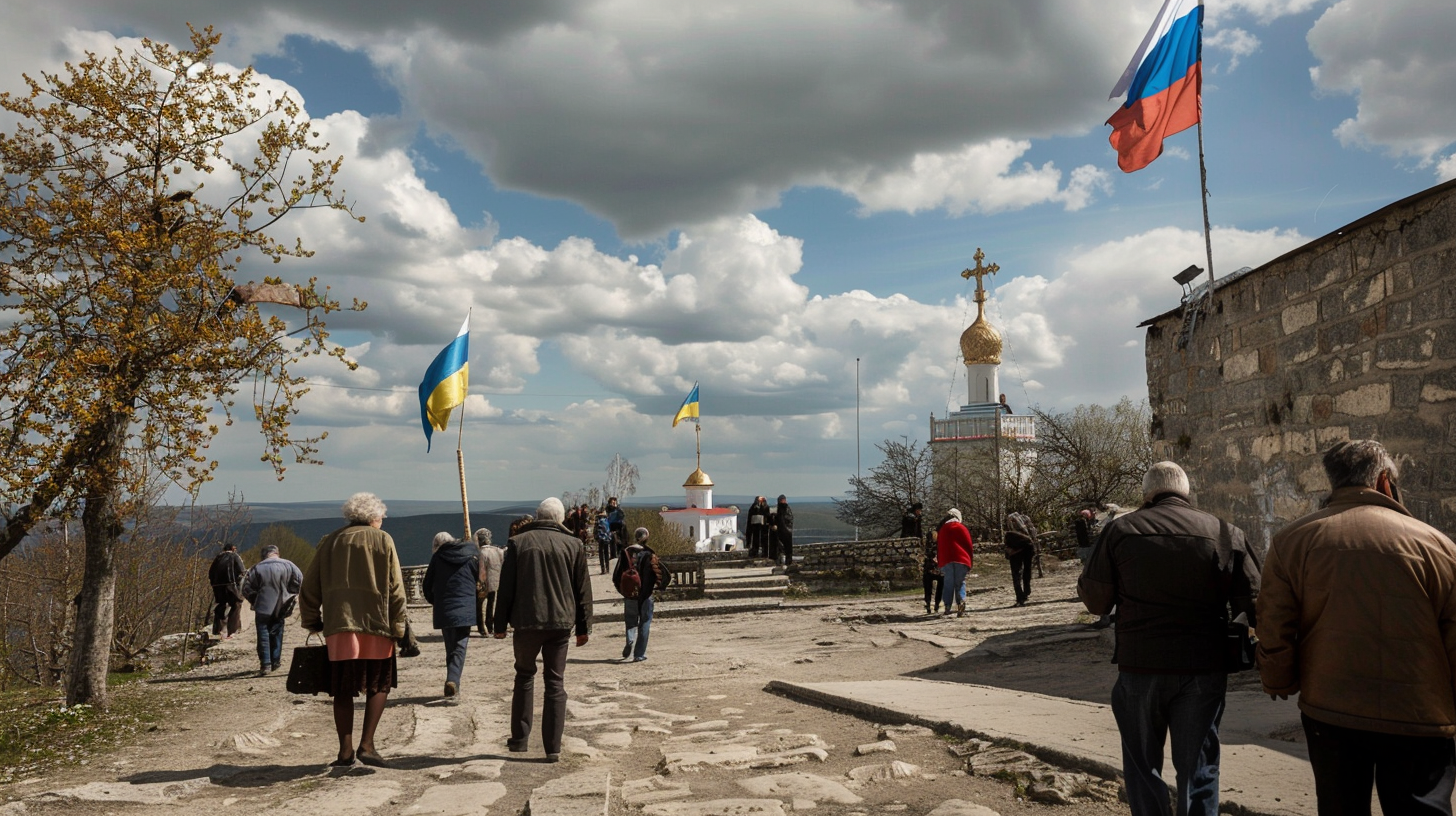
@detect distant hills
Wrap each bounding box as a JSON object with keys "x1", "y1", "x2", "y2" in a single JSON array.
[{"x1": 221, "y1": 498, "x2": 855, "y2": 567}]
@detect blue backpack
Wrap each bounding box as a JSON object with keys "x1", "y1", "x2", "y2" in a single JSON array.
[{"x1": 594, "y1": 518, "x2": 613, "y2": 545}]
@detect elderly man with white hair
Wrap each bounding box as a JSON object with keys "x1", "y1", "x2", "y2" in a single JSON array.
[
  {"x1": 492, "y1": 497, "x2": 592, "y2": 762},
  {"x1": 1078, "y1": 462, "x2": 1260, "y2": 816}
]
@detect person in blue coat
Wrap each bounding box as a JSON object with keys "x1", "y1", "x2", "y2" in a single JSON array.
[{"x1": 422, "y1": 531, "x2": 481, "y2": 698}]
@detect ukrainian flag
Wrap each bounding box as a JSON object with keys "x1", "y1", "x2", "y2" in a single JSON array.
[
  {"x1": 672, "y1": 382, "x2": 700, "y2": 427},
  {"x1": 418, "y1": 314, "x2": 469, "y2": 451}
]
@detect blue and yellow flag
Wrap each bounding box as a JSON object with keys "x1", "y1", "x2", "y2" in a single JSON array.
[
  {"x1": 418, "y1": 314, "x2": 470, "y2": 451},
  {"x1": 672, "y1": 382, "x2": 700, "y2": 427}
]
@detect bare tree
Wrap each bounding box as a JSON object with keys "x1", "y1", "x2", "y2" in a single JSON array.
[
  {"x1": 1031, "y1": 398, "x2": 1153, "y2": 512},
  {"x1": 0, "y1": 521, "x2": 82, "y2": 688},
  {"x1": 604, "y1": 454, "x2": 640, "y2": 501},
  {"x1": 835, "y1": 438, "x2": 933, "y2": 538}
]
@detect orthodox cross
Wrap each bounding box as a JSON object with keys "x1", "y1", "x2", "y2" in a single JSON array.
[{"x1": 960, "y1": 247, "x2": 999, "y2": 306}]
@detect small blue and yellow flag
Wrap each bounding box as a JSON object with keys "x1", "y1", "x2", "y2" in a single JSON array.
[
  {"x1": 672, "y1": 383, "x2": 700, "y2": 427},
  {"x1": 418, "y1": 314, "x2": 470, "y2": 451}
]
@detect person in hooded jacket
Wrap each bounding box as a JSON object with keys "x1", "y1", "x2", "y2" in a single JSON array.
[{"x1": 422, "y1": 531, "x2": 481, "y2": 698}]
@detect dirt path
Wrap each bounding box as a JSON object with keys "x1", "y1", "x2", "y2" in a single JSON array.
[{"x1": 1, "y1": 560, "x2": 1127, "y2": 816}]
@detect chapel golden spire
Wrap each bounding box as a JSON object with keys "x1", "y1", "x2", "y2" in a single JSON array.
[{"x1": 958, "y1": 248, "x2": 1003, "y2": 366}]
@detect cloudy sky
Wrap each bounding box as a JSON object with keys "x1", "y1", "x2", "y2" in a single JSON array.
[{"x1": 9, "y1": 0, "x2": 1455, "y2": 504}]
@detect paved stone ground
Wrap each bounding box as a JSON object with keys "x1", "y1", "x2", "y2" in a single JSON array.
[{"x1": 0, "y1": 558, "x2": 1317, "y2": 815}]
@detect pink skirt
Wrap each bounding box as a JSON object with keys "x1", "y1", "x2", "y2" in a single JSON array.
[
  {"x1": 326, "y1": 633, "x2": 395, "y2": 661},
  {"x1": 326, "y1": 633, "x2": 397, "y2": 698}
]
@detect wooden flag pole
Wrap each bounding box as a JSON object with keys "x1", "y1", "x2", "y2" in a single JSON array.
[{"x1": 456, "y1": 309, "x2": 472, "y2": 541}]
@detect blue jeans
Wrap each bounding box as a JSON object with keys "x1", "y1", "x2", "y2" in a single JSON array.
[
  {"x1": 941, "y1": 563, "x2": 970, "y2": 610},
  {"x1": 255, "y1": 614, "x2": 284, "y2": 669},
  {"x1": 623, "y1": 596, "x2": 654, "y2": 659},
  {"x1": 442, "y1": 626, "x2": 471, "y2": 687},
  {"x1": 1111, "y1": 671, "x2": 1227, "y2": 816}
]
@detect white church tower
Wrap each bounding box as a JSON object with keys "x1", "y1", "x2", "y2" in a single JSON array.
[{"x1": 929, "y1": 248, "x2": 1036, "y2": 445}]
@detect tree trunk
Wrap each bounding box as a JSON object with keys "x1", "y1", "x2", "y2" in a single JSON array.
[{"x1": 65, "y1": 414, "x2": 126, "y2": 708}]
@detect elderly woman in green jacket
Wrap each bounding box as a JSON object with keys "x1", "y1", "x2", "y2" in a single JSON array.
[{"x1": 300, "y1": 492, "x2": 408, "y2": 768}]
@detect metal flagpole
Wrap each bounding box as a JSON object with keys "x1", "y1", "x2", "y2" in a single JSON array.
[
  {"x1": 1196, "y1": 82, "x2": 1215, "y2": 294},
  {"x1": 855, "y1": 357, "x2": 861, "y2": 542}
]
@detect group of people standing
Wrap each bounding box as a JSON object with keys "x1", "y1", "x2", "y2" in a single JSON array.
[
  {"x1": 905, "y1": 503, "x2": 1039, "y2": 616},
  {"x1": 1079, "y1": 440, "x2": 1456, "y2": 815},
  {"x1": 744, "y1": 495, "x2": 795, "y2": 562},
  {"x1": 564, "y1": 497, "x2": 627, "y2": 574}
]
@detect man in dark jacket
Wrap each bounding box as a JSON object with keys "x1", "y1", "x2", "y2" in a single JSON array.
[
  {"x1": 493, "y1": 497, "x2": 592, "y2": 761},
  {"x1": 209, "y1": 543, "x2": 247, "y2": 638},
  {"x1": 771, "y1": 495, "x2": 795, "y2": 565},
  {"x1": 613, "y1": 527, "x2": 670, "y2": 662},
  {"x1": 1078, "y1": 462, "x2": 1260, "y2": 816},
  {"x1": 1004, "y1": 512, "x2": 1037, "y2": 607},
  {"x1": 423, "y1": 532, "x2": 481, "y2": 698},
  {"x1": 242, "y1": 544, "x2": 303, "y2": 676}
]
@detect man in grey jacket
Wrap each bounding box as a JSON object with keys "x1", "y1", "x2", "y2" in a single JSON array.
[
  {"x1": 475, "y1": 528, "x2": 503, "y2": 637},
  {"x1": 493, "y1": 497, "x2": 592, "y2": 761},
  {"x1": 242, "y1": 544, "x2": 304, "y2": 677}
]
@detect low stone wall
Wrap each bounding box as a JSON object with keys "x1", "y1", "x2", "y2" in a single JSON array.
[
  {"x1": 787, "y1": 537, "x2": 922, "y2": 594},
  {"x1": 402, "y1": 565, "x2": 427, "y2": 606}
]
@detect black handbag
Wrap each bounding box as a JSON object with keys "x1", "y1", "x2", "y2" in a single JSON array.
[
  {"x1": 396, "y1": 621, "x2": 421, "y2": 659},
  {"x1": 1226, "y1": 614, "x2": 1257, "y2": 673},
  {"x1": 286, "y1": 633, "x2": 330, "y2": 695}
]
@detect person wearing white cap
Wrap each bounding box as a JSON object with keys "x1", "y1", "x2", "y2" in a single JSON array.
[{"x1": 936, "y1": 508, "x2": 974, "y2": 617}]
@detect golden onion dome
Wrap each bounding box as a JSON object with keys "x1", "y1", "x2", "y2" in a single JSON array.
[
  {"x1": 960, "y1": 313, "x2": 1003, "y2": 365},
  {"x1": 683, "y1": 468, "x2": 714, "y2": 487}
]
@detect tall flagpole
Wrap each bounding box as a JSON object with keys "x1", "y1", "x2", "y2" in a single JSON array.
[
  {"x1": 457, "y1": 309, "x2": 472, "y2": 541},
  {"x1": 1195, "y1": 8, "x2": 1215, "y2": 295}
]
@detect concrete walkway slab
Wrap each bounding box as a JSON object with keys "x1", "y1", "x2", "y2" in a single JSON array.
[{"x1": 769, "y1": 678, "x2": 1317, "y2": 816}]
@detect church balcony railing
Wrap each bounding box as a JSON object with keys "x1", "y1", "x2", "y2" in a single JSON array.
[{"x1": 929, "y1": 414, "x2": 1036, "y2": 442}]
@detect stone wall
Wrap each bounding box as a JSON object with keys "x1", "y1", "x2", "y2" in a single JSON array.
[
  {"x1": 787, "y1": 537, "x2": 922, "y2": 593},
  {"x1": 1143, "y1": 179, "x2": 1456, "y2": 550}
]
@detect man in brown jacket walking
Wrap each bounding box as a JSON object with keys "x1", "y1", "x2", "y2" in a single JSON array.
[{"x1": 1258, "y1": 439, "x2": 1456, "y2": 814}]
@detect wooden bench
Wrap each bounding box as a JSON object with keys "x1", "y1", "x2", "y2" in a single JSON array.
[{"x1": 657, "y1": 559, "x2": 706, "y2": 600}]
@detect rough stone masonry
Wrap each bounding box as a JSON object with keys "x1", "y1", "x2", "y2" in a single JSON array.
[{"x1": 1142, "y1": 177, "x2": 1456, "y2": 551}]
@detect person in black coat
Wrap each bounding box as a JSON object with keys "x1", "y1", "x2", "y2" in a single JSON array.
[
  {"x1": 422, "y1": 532, "x2": 481, "y2": 698},
  {"x1": 1004, "y1": 513, "x2": 1038, "y2": 607},
  {"x1": 208, "y1": 543, "x2": 247, "y2": 637},
  {"x1": 771, "y1": 495, "x2": 795, "y2": 565},
  {"x1": 901, "y1": 502, "x2": 924, "y2": 542},
  {"x1": 746, "y1": 497, "x2": 771, "y2": 559},
  {"x1": 921, "y1": 530, "x2": 944, "y2": 615}
]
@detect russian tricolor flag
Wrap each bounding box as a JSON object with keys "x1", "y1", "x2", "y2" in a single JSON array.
[{"x1": 1106, "y1": 0, "x2": 1203, "y2": 173}]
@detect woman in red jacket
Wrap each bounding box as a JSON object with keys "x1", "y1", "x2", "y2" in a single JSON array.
[{"x1": 936, "y1": 509, "x2": 974, "y2": 617}]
